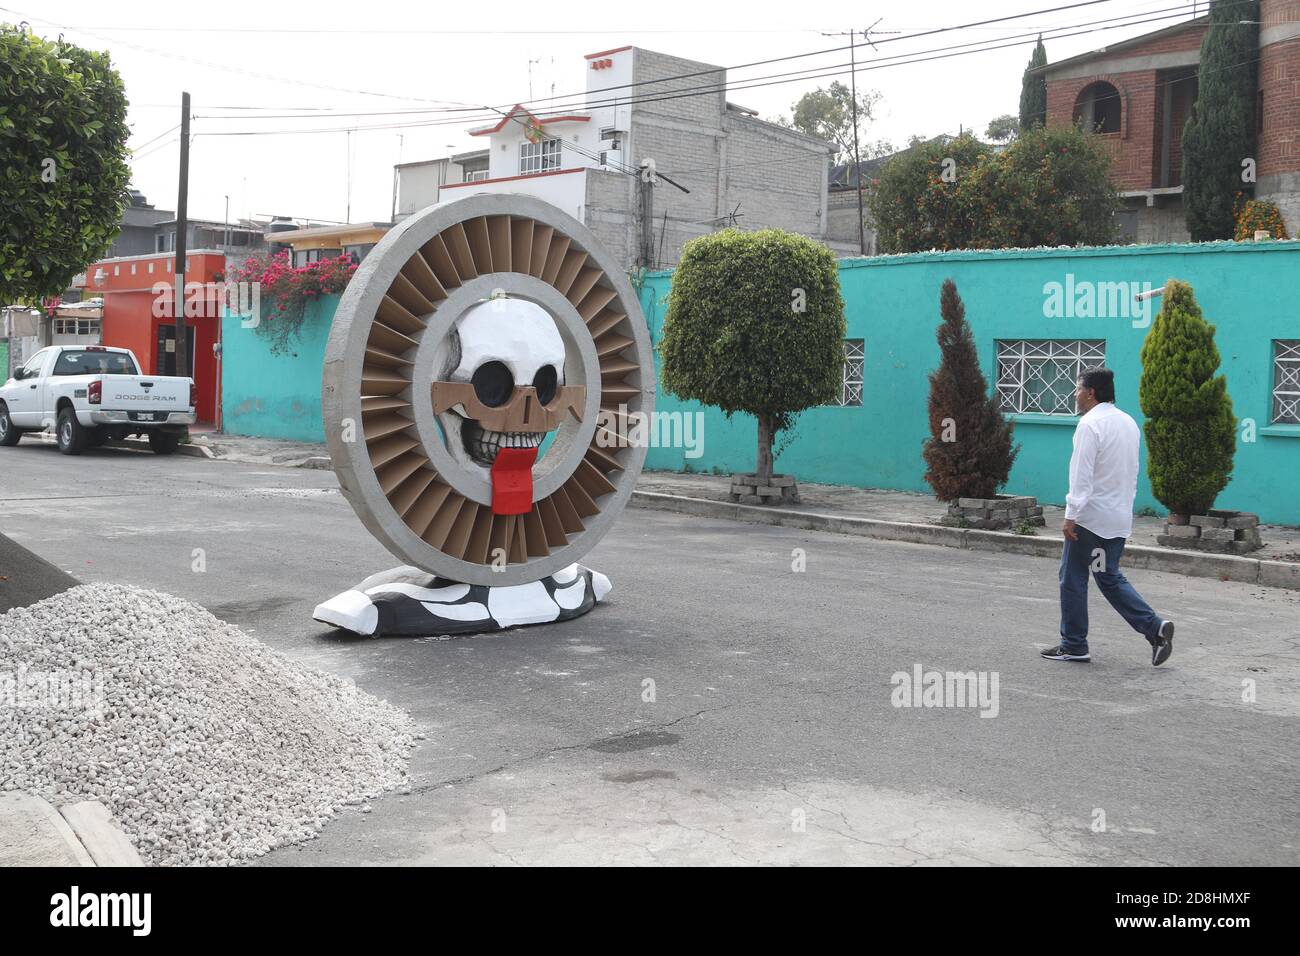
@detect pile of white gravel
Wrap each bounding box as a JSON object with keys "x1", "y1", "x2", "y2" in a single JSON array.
[{"x1": 0, "y1": 583, "x2": 420, "y2": 865}]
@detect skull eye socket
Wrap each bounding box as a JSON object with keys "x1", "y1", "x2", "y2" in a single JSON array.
[
  {"x1": 471, "y1": 361, "x2": 514, "y2": 408},
  {"x1": 533, "y1": 365, "x2": 558, "y2": 405}
]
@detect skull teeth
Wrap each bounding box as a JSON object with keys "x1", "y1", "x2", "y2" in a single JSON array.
[{"x1": 462, "y1": 420, "x2": 542, "y2": 465}]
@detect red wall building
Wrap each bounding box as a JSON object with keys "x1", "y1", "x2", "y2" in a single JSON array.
[
  {"x1": 86, "y1": 251, "x2": 224, "y2": 425},
  {"x1": 1039, "y1": 0, "x2": 1300, "y2": 242}
]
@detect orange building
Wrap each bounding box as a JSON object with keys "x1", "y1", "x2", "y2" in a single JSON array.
[{"x1": 85, "y1": 250, "x2": 224, "y2": 425}]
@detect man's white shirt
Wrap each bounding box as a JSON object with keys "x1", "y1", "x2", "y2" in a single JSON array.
[{"x1": 1065, "y1": 402, "x2": 1141, "y2": 540}]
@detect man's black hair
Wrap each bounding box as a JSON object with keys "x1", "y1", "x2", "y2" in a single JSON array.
[{"x1": 1079, "y1": 366, "x2": 1115, "y2": 403}]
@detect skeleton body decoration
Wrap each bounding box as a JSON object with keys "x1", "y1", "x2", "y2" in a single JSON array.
[{"x1": 318, "y1": 194, "x2": 653, "y2": 637}]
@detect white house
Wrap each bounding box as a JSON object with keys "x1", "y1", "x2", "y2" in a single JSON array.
[{"x1": 395, "y1": 45, "x2": 841, "y2": 270}]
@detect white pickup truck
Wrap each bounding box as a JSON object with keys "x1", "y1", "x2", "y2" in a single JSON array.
[{"x1": 0, "y1": 345, "x2": 195, "y2": 455}]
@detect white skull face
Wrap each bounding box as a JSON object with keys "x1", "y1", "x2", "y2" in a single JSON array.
[{"x1": 432, "y1": 297, "x2": 566, "y2": 477}]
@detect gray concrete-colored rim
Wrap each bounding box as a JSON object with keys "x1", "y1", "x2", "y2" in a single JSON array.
[
  {"x1": 322, "y1": 192, "x2": 655, "y2": 586},
  {"x1": 413, "y1": 273, "x2": 601, "y2": 506}
]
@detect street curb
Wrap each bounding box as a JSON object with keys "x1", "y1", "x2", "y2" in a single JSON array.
[
  {"x1": 32, "y1": 433, "x2": 214, "y2": 458},
  {"x1": 109, "y1": 437, "x2": 214, "y2": 459},
  {"x1": 629, "y1": 490, "x2": 1300, "y2": 591}
]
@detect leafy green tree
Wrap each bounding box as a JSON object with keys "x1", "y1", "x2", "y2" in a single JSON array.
[
  {"x1": 985, "y1": 114, "x2": 1020, "y2": 144},
  {"x1": 963, "y1": 124, "x2": 1119, "y2": 248},
  {"x1": 1139, "y1": 280, "x2": 1236, "y2": 516},
  {"x1": 1182, "y1": 0, "x2": 1259, "y2": 240},
  {"x1": 1018, "y1": 37, "x2": 1048, "y2": 131},
  {"x1": 659, "y1": 229, "x2": 845, "y2": 489},
  {"x1": 866, "y1": 133, "x2": 993, "y2": 253},
  {"x1": 774, "y1": 81, "x2": 888, "y2": 160},
  {"x1": 922, "y1": 279, "x2": 1019, "y2": 502},
  {"x1": 0, "y1": 24, "x2": 131, "y2": 304}
]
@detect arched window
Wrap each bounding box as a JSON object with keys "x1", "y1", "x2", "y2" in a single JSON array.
[{"x1": 1073, "y1": 81, "x2": 1122, "y2": 134}]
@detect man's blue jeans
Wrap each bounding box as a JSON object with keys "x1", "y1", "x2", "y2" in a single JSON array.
[{"x1": 1059, "y1": 524, "x2": 1161, "y2": 654}]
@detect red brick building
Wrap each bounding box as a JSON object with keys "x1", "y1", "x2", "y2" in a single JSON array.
[{"x1": 1038, "y1": 0, "x2": 1300, "y2": 242}]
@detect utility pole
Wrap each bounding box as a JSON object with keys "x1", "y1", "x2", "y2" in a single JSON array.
[
  {"x1": 173, "y1": 91, "x2": 190, "y2": 380},
  {"x1": 639, "y1": 160, "x2": 656, "y2": 269},
  {"x1": 822, "y1": 28, "x2": 869, "y2": 255}
]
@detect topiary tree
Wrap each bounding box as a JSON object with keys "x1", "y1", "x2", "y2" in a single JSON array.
[
  {"x1": 0, "y1": 24, "x2": 132, "y2": 305},
  {"x1": 1018, "y1": 36, "x2": 1048, "y2": 131},
  {"x1": 1139, "y1": 280, "x2": 1236, "y2": 517},
  {"x1": 1182, "y1": 0, "x2": 1259, "y2": 241},
  {"x1": 659, "y1": 228, "x2": 845, "y2": 492},
  {"x1": 922, "y1": 279, "x2": 1019, "y2": 502},
  {"x1": 962, "y1": 123, "x2": 1119, "y2": 248}
]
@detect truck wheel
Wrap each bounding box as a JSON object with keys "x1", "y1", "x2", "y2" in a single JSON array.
[
  {"x1": 148, "y1": 430, "x2": 181, "y2": 455},
  {"x1": 0, "y1": 403, "x2": 21, "y2": 447},
  {"x1": 57, "y1": 407, "x2": 87, "y2": 455}
]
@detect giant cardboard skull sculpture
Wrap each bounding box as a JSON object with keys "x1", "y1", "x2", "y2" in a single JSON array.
[{"x1": 316, "y1": 194, "x2": 654, "y2": 635}]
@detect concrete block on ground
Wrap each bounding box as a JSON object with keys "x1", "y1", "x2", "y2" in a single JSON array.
[
  {"x1": 59, "y1": 801, "x2": 144, "y2": 867},
  {"x1": 1225, "y1": 513, "x2": 1261, "y2": 530},
  {"x1": 0, "y1": 793, "x2": 94, "y2": 867},
  {"x1": 737, "y1": 494, "x2": 762, "y2": 505},
  {"x1": 1191, "y1": 515, "x2": 1226, "y2": 528},
  {"x1": 768, "y1": 476, "x2": 796, "y2": 487},
  {"x1": 1165, "y1": 524, "x2": 1200, "y2": 539},
  {"x1": 1199, "y1": 528, "x2": 1236, "y2": 543}
]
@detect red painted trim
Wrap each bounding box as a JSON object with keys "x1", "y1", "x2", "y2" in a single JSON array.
[
  {"x1": 441, "y1": 168, "x2": 583, "y2": 190},
  {"x1": 584, "y1": 45, "x2": 631, "y2": 60},
  {"x1": 469, "y1": 106, "x2": 591, "y2": 136}
]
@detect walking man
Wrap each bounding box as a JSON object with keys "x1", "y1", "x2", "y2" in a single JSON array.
[{"x1": 1041, "y1": 367, "x2": 1174, "y2": 665}]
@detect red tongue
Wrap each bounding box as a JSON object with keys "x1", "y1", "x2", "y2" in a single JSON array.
[{"x1": 490, "y1": 446, "x2": 538, "y2": 515}]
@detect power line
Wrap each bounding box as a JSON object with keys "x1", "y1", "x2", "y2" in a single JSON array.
[
  {"x1": 185, "y1": 7, "x2": 1197, "y2": 139},
  {"x1": 6, "y1": 0, "x2": 1125, "y2": 120},
  {"x1": 130, "y1": 123, "x2": 180, "y2": 153}
]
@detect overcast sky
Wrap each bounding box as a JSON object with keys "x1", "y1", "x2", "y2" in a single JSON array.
[{"x1": 11, "y1": 0, "x2": 1203, "y2": 227}]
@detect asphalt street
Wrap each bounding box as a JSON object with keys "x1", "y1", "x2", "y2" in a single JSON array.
[{"x1": 1, "y1": 439, "x2": 1297, "y2": 865}]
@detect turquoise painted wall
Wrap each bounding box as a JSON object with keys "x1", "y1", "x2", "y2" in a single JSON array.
[
  {"x1": 220, "y1": 295, "x2": 336, "y2": 443},
  {"x1": 638, "y1": 241, "x2": 1300, "y2": 526}
]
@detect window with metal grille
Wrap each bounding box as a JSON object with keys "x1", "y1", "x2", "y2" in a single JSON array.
[
  {"x1": 1273, "y1": 339, "x2": 1300, "y2": 425},
  {"x1": 831, "y1": 339, "x2": 864, "y2": 407},
  {"x1": 519, "y1": 139, "x2": 561, "y2": 175},
  {"x1": 996, "y1": 339, "x2": 1106, "y2": 415}
]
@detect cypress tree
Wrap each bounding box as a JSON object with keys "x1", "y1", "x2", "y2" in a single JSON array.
[
  {"x1": 1139, "y1": 280, "x2": 1236, "y2": 517},
  {"x1": 922, "y1": 280, "x2": 1019, "y2": 502},
  {"x1": 1182, "y1": 0, "x2": 1260, "y2": 240},
  {"x1": 1018, "y1": 37, "x2": 1048, "y2": 131}
]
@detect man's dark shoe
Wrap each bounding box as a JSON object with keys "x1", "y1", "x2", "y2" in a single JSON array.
[
  {"x1": 1041, "y1": 644, "x2": 1091, "y2": 662},
  {"x1": 1151, "y1": 620, "x2": 1174, "y2": 666}
]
